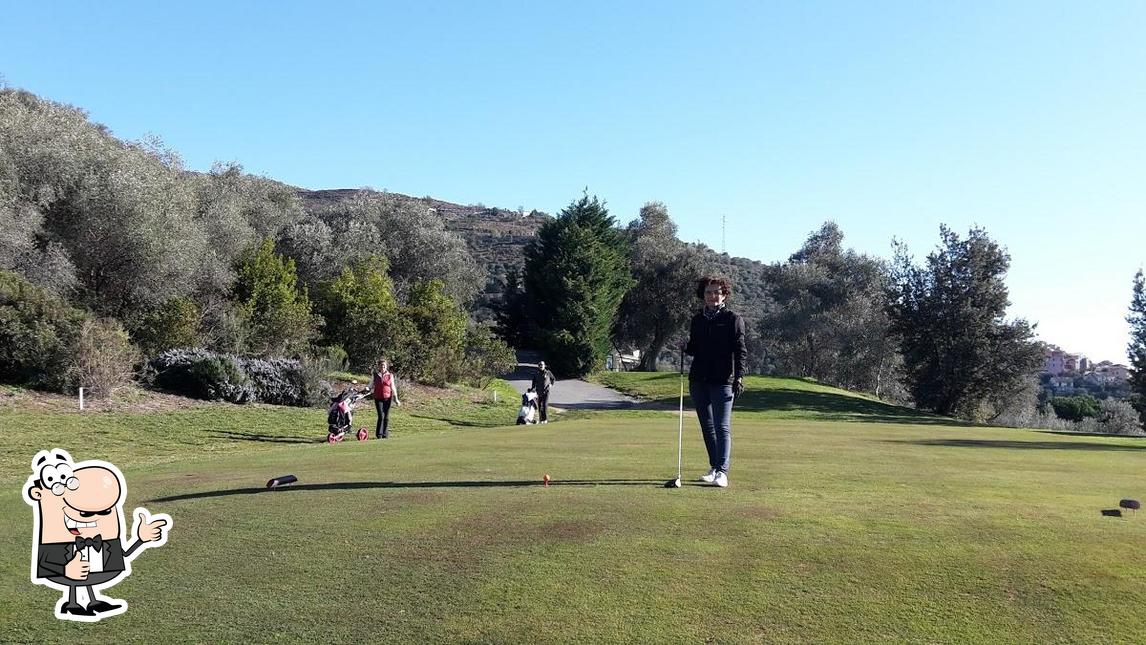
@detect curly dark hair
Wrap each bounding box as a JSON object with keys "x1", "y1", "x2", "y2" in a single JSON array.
[{"x1": 695, "y1": 275, "x2": 732, "y2": 299}]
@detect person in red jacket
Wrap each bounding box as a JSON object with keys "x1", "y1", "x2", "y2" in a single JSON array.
[
  {"x1": 683, "y1": 275, "x2": 747, "y2": 488},
  {"x1": 371, "y1": 358, "x2": 402, "y2": 439}
]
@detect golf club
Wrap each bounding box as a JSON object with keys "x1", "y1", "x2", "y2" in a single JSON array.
[{"x1": 665, "y1": 345, "x2": 684, "y2": 488}]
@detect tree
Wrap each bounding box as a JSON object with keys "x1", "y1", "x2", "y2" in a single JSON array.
[
  {"x1": 403, "y1": 279, "x2": 468, "y2": 386},
  {"x1": 291, "y1": 191, "x2": 484, "y2": 306},
  {"x1": 462, "y1": 324, "x2": 517, "y2": 389},
  {"x1": 522, "y1": 194, "x2": 633, "y2": 377},
  {"x1": 613, "y1": 202, "x2": 701, "y2": 371},
  {"x1": 887, "y1": 226, "x2": 1044, "y2": 420},
  {"x1": 132, "y1": 297, "x2": 201, "y2": 357},
  {"x1": 233, "y1": 239, "x2": 320, "y2": 357},
  {"x1": 494, "y1": 266, "x2": 535, "y2": 348},
  {"x1": 758, "y1": 222, "x2": 902, "y2": 397},
  {"x1": 191, "y1": 162, "x2": 303, "y2": 297},
  {"x1": 314, "y1": 255, "x2": 403, "y2": 372},
  {"x1": 1127, "y1": 269, "x2": 1146, "y2": 423}
]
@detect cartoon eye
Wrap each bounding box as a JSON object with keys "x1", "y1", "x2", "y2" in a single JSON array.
[
  {"x1": 56, "y1": 464, "x2": 74, "y2": 481},
  {"x1": 40, "y1": 465, "x2": 60, "y2": 487}
]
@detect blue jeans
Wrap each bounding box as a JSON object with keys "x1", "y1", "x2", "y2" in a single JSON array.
[{"x1": 690, "y1": 382, "x2": 733, "y2": 473}]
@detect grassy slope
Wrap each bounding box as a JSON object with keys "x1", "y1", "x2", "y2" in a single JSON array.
[{"x1": 1, "y1": 376, "x2": 1143, "y2": 643}]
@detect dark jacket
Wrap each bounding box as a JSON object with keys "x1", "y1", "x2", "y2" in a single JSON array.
[
  {"x1": 531, "y1": 369, "x2": 555, "y2": 394},
  {"x1": 685, "y1": 307, "x2": 747, "y2": 385},
  {"x1": 37, "y1": 539, "x2": 132, "y2": 580}
]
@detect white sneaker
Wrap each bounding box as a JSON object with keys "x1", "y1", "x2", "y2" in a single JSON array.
[
  {"x1": 699, "y1": 469, "x2": 717, "y2": 483},
  {"x1": 541, "y1": 420, "x2": 548, "y2": 424},
  {"x1": 713, "y1": 471, "x2": 728, "y2": 488}
]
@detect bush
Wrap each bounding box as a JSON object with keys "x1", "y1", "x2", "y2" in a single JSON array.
[
  {"x1": 1095, "y1": 399, "x2": 1143, "y2": 435},
  {"x1": 68, "y1": 318, "x2": 139, "y2": 398},
  {"x1": 148, "y1": 348, "x2": 253, "y2": 403},
  {"x1": 0, "y1": 270, "x2": 87, "y2": 391},
  {"x1": 1049, "y1": 395, "x2": 1100, "y2": 422},
  {"x1": 189, "y1": 354, "x2": 254, "y2": 404},
  {"x1": 242, "y1": 355, "x2": 329, "y2": 407},
  {"x1": 132, "y1": 297, "x2": 200, "y2": 356},
  {"x1": 462, "y1": 325, "x2": 517, "y2": 388},
  {"x1": 147, "y1": 347, "x2": 327, "y2": 406}
]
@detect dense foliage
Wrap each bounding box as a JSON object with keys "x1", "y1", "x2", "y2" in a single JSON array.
[
  {"x1": 612, "y1": 202, "x2": 702, "y2": 371},
  {"x1": 0, "y1": 270, "x2": 87, "y2": 391},
  {"x1": 147, "y1": 348, "x2": 328, "y2": 406},
  {"x1": 758, "y1": 223, "x2": 904, "y2": 399},
  {"x1": 520, "y1": 195, "x2": 633, "y2": 377},
  {"x1": 887, "y1": 226, "x2": 1044, "y2": 420}
]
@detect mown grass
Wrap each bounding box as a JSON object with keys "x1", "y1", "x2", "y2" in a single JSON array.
[
  {"x1": 1, "y1": 377, "x2": 1143, "y2": 643},
  {"x1": 592, "y1": 372, "x2": 953, "y2": 424}
]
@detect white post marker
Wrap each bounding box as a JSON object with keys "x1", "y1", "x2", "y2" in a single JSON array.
[{"x1": 79, "y1": 387, "x2": 85, "y2": 411}]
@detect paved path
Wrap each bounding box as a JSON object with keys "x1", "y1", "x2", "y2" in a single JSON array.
[{"x1": 504, "y1": 361, "x2": 640, "y2": 411}]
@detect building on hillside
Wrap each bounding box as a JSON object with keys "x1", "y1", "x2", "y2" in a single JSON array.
[
  {"x1": 1048, "y1": 375, "x2": 1076, "y2": 393},
  {"x1": 1044, "y1": 347, "x2": 1081, "y2": 375},
  {"x1": 1086, "y1": 362, "x2": 1132, "y2": 387}
]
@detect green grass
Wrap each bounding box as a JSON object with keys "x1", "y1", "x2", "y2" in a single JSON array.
[
  {"x1": 2, "y1": 377, "x2": 1143, "y2": 643},
  {"x1": 593, "y1": 372, "x2": 953, "y2": 424}
]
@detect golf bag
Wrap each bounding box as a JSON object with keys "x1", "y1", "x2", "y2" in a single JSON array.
[
  {"x1": 327, "y1": 385, "x2": 370, "y2": 443},
  {"x1": 516, "y1": 389, "x2": 538, "y2": 425}
]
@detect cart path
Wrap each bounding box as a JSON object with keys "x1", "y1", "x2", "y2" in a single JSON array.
[{"x1": 504, "y1": 361, "x2": 640, "y2": 410}]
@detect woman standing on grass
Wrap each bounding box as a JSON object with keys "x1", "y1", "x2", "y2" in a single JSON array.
[
  {"x1": 683, "y1": 275, "x2": 747, "y2": 488},
  {"x1": 371, "y1": 358, "x2": 401, "y2": 439}
]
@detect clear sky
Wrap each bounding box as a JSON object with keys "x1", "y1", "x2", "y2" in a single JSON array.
[{"x1": 3, "y1": 1, "x2": 1143, "y2": 363}]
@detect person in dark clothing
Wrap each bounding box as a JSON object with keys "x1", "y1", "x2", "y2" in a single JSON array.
[
  {"x1": 371, "y1": 358, "x2": 401, "y2": 439},
  {"x1": 530, "y1": 360, "x2": 556, "y2": 423},
  {"x1": 683, "y1": 275, "x2": 747, "y2": 488}
]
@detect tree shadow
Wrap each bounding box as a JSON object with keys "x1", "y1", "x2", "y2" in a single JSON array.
[
  {"x1": 207, "y1": 430, "x2": 320, "y2": 444},
  {"x1": 643, "y1": 387, "x2": 957, "y2": 426},
  {"x1": 556, "y1": 400, "x2": 639, "y2": 410},
  {"x1": 887, "y1": 438, "x2": 1146, "y2": 452},
  {"x1": 407, "y1": 414, "x2": 505, "y2": 428},
  {"x1": 147, "y1": 478, "x2": 665, "y2": 503}
]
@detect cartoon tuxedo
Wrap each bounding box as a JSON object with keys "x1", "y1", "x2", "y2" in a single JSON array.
[{"x1": 23, "y1": 449, "x2": 171, "y2": 622}]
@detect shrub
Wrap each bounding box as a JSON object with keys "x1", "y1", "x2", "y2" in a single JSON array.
[
  {"x1": 189, "y1": 355, "x2": 254, "y2": 403},
  {"x1": 0, "y1": 270, "x2": 87, "y2": 391},
  {"x1": 132, "y1": 297, "x2": 200, "y2": 356},
  {"x1": 147, "y1": 347, "x2": 327, "y2": 406},
  {"x1": 68, "y1": 318, "x2": 139, "y2": 398},
  {"x1": 462, "y1": 324, "x2": 517, "y2": 389},
  {"x1": 148, "y1": 348, "x2": 252, "y2": 403},
  {"x1": 1049, "y1": 395, "x2": 1100, "y2": 422},
  {"x1": 1095, "y1": 398, "x2": 1143, "y2": 436},
  {"x1": 241, "y1": 356, "x2": 329, "y2": 407}
]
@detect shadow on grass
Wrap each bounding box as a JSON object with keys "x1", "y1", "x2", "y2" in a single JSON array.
[
  {"x1": 148, "y1": 478, "x2": 667, "y2": 502},
  {"x1": 640, "y1": 388, "x2": 959, "y2": 426},
  {"x1": 407, "y1": 414, "x2": 505, "y2": 428},
  {"x1": 889, "y1": 439, "x2": 1146, "y2": 452},
  {"x1": 207, "y1": 430, "x2": 320, "y2": 444},
  {"x1": 557, "y1": 400, "x2": 639, "y2": 410}
]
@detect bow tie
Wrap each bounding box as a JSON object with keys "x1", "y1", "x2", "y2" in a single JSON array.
[{"x1": 74, "y1": 535, "x2": 103, "y2": 551}]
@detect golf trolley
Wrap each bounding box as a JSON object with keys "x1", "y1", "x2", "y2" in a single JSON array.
[{"x1": 327, "y1": 383, "x2": 371, "y2": 443}]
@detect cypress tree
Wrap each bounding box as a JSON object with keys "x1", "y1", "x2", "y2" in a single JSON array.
[{"x1": 522, "y1": 194, "x2": 632, "y2": 377}]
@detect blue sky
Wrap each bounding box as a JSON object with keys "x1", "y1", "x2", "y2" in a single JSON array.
[{"x1": 3, "y1": 1, "x2": 1143, "y2": 363}]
